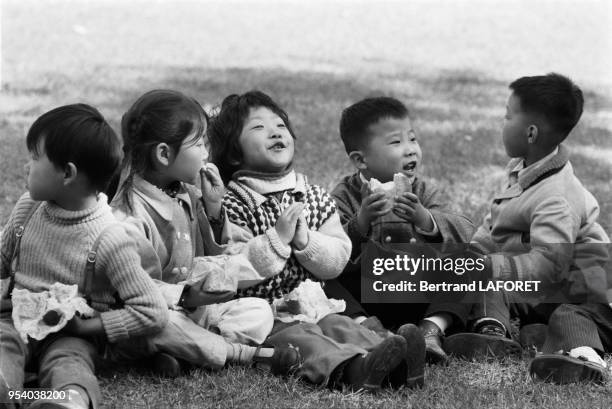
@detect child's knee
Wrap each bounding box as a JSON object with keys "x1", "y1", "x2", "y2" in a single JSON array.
[{"x1": 40, "y1": 336, "x2": 97, "y2": 370}]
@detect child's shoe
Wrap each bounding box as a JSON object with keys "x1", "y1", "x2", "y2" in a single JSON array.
[
  {"x1": 343, "y1": 335, "x2": 407, "y2": 392},
  {"x1": 388, "y1": 323, "x2": 426, "y2": 388},
  {"x1": 253, "y1": 345, "x2": 301, "y2": 376},
  {"x1": 519, "y1": 323, "x2": 548, "y2": 353},
  {"x1": 150, "y1": 352, "x2": 182, "y2": 377},
  {"x1": 418, "y1": 319, "x2": 449, "y2": 365},
  {"x1": 529, "y1": 348, "x2": 607, "y2": 384},
  {"x1": 444, "y1": 319, "x2": 522, "y2": 360}
]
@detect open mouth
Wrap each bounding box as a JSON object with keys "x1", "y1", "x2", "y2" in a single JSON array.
[
  {"x1": 403, "y1": 161, "x2": 417, "y2": 172},
  {"x1": 269, "y1": 141, "x2": 286, "y2": 151}
]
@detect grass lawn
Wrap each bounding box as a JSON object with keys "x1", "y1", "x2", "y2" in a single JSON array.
[{"x1": 1, "y1": 1, "x2": 611, "y2": 408}]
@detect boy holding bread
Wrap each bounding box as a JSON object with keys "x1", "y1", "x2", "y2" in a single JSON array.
[{"x1": 331, "y1": 96, "x2": 476, "y2": 364}]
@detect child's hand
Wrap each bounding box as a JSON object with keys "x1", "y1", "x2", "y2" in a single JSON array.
[
  {"x1": 200, "y1": 163, "x2": 225, "y2": 220},
  {"x1": 181, "y1": 286, "x2": 235, "y2": 308},
  {"x1": 292, "y1": 213, "x2": 309, "y2": 250},
  {"x1": 394, "y1": 192, "x2": 434, "y2": 231},
  {"x1": 63, "y1": 313, "x2": 103, "y2": 336},
  {"x1": 275, "y1": 203, "x2": 304, "y2": 245},
  {"x1": 357, "y1": 183, "x2": 391, "y2": 235}
]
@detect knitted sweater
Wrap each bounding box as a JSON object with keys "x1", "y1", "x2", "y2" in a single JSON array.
[
  {"x1": 222, "y1": 170, "x2": 351, "y2": 302},
  {"x1": 0, "y1": 193, "x2": 168, "y2": 343}
]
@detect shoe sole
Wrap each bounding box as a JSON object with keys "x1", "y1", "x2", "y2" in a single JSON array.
[
  {"x1": 397, "y1": 324, "x2": 426, "y2": 388},
  {"x1": 362, "y1": 335, "x2": 407, "y2": 391},
  {"x1": 530, "y1": 354, "x2": 605, "y2": 384},
  {"x1": 444, "y1": 333, "x2": 522, "y2": 360}
]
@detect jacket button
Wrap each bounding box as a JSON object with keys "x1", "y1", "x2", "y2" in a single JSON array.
[{"x1": 384, "y1": 236, "x2": 392, "y2": 243}]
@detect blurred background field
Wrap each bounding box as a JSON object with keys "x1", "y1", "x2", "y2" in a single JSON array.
[{"x1": 1, "y1": 1, "x2": 611, "y2": 408}]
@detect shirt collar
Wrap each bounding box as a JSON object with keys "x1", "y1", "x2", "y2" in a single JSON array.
[
  {"x1": 131, "y1": 175, "x2": 194, "y2": 221},
  {"x1": 509, "y1": 147, "x2": 559, "y2": 178},
  {"x1": 505, "y1": 145, "x2": 568, "y2": 190}
]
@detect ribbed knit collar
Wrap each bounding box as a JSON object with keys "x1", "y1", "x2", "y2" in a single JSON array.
[
  {"x1": 234, "y1": 169, "x2": 297, "y2": 195},
  {"x1": 43, "y1": 194, "x2": 110, "y2": 225},
  {"x1": 228, "y1": 170, "x2": 308, "y2": 210}
]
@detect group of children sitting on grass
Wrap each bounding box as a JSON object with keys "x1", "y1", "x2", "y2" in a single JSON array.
[{"x1": 0, "y1": 72, "x2": 610, "y2": 408}]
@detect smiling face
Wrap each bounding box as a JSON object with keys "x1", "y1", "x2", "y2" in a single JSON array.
[
  {"x1": 360, "y1": 116, "x2": 422, "y2": 183},
  {"x1": 238, "y1": 106, "x2": 295, "y2": 174}
]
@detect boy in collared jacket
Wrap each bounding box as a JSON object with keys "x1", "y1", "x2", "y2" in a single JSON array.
[{"x1": 444, "y1": 73, "x2": 610, "y2": 366}]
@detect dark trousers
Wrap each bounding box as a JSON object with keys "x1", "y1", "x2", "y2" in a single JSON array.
[
  {"x1": 265, "y1": 314, "x2": 383, "y2": 385},
  {"x1": 332, "y1": 271, "x2": 471, "y2": 331},
  {"x1": 542, "y1": 303, "x2": 612, "y2": 354},
  {"x1": 0, "y1": 313, "x2": 101, "y2": 409},
  {"x1": 473, "y1": 291, "x2": 559, "y2": 336}
]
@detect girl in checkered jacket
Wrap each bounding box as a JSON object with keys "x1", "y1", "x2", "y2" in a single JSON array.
[{"x1": 208, "y1": 90, "x2": 426, "y2": 391}]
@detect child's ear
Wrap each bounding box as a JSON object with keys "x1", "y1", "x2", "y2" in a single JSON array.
[
  {"x1": 63, "y1": 162, "x2": 78, "y2": 186},
  {"x1": 153, "y1": 143, "x2": 174, "y2": 167},
  {"x1": 527, "y1": 125, "x2": 539, "y2": 144},
  {"x1": 348, "y1": 150, "x2": 367, "y2": 170}
]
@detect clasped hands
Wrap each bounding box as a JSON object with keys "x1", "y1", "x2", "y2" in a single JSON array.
[{"x1": 275, "y1": 203, "x2": 309, "y2": 251}]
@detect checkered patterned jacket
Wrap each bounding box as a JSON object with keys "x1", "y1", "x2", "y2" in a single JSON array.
[{"x1": 223, "y1": 173, "x2": 350, "y2": 302}]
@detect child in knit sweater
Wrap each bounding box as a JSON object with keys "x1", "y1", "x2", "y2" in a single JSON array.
[
  {"x1": 110, "y1": 90, "x2": 297, "y2": 376},
  {"x1": 0, "y1": 104, "x2": 169, "y2": 409},
  {"x1": 209, "y1": 90, "x2": 426, "y2": 391}
]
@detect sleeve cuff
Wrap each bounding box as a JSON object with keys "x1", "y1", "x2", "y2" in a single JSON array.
[
  {"x1": 265, "y1": 228, "x2": 292, "y2": 259},
  {"x1": 294, "y1": 232, "x2": 321, "y2": 260},
  {"x1": 100, "y1": 310, "x2": 130, "y2": 343},
  {"x1": 415, "y1": 212, "x2": 439, "y2": 236}
]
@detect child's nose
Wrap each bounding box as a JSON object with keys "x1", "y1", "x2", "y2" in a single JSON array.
[
  {"x1": 403, "y1": 144, "x2": 416, "y2": 156},
  {"x1": 24, "y1": 162, "x2": 30, "y2": 173}
]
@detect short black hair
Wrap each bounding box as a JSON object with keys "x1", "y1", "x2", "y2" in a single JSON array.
[
  {"x1": 339, "y1": 97, "x2": 409, "y2": 153},
  {"x1": 208, "y1": 90, "x2": 295, "y2": 183},
  {"x1": 510, "y1": 73, "x2": 583, "y2": 141},
  {"x1": 26, "y1": 103, "x2": 122, "y2": 192}
]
